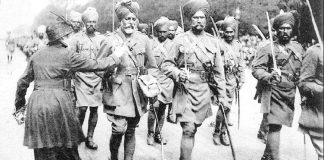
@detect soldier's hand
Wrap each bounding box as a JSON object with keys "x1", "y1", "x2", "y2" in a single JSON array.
[
  {"x1": 179, "y1": 68, "x2": 189, "y2": 82},
  {"x1": 270, "y1": 69, "x2": 281, "y2": 85},
  {"x1": 113, "y1": 45, "x2": 128, "y2": 58}
]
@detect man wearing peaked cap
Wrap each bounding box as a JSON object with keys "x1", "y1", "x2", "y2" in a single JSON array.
[
  {"x1": 161, "y1": 0, "x2": 226, "y2": 159},
  {"x1": 68, "y1": 7, "x2": 106, "y2": 150},
  {"x1": 146, "y1": 16, "x2": 174, "y2": 146},
  {"x1": 97, "y1": 1, "x2": 160, "y2": 160},
  {"x1": 252, "y1": 11, "x2": 305, "y2": 160}
]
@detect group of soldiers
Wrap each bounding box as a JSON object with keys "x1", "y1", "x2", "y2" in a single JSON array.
[{"x1": 13, "y1": 0, "x2": 323, "y2": 160}]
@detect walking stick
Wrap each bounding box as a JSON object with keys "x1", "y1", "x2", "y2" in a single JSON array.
[
  {"x1": 219, "y1": 102, "x2": 237, "y2": 160},
  {"x1": 237, "y1": 88, "x2": 240, "y2": 130},
  {"x1": 151, "y1": 102, "x2": 165, "y2": 160},
  {"x1": 303, "y1": 134, "x2": 306, "y2": 160}
]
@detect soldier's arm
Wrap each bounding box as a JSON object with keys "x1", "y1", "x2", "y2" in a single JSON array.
[
  {"x1": 212, "y1": 47, "x2": 227, "y2": 105},
  {"x1": 161, "y1": 41, "x2": 182, "y2": 81},
  {"x1": 95, "y1": 39, "x2": 114, "y2": 78},
  {"x1": 251, "y1": 46, "x2": 272, "y2": 83},
  {"x1": 298, "y1": 46, "x2": 323, "y2": 96},
  {"x1": 68, "y1": 47, "x2": 120, "y2": 73},
  {"x1": 15, "y1": 59, "x2": 34, "y2": 110}
]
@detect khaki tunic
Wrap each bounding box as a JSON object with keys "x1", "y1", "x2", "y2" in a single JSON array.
[
  {"x1": 252, "y1": 41, "x2": 304, "y2": 127},
  {"x1": 161, "y1": 30, "x2": 226, "y2": 124},
  {"x1": 152, "y1": 38, "x2": 174, "y2": 104},
  {"x1": 220, "y1": 39, "x2": 245, "y2": 108},
  {"x1": 68, "y1": 32, "x2": 106, "y2": 107},
  {"x1": 99, "y1": 29, "x2": 158, "y2": 118},
  {"x1": 298, "y1": 44, "x2": 323, "y2": 137}
]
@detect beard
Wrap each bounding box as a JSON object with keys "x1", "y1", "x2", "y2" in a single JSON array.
[
  {"x1": 158, "y1": 36, "x2": 167, "y2": 43},
  {"x1": 278, "y1": 33, "x2": 291, "y2": 44},
  {"x1": 191, "y1": 24, "x2": 205, "y2": 34},
  {"x1": 86, "y1": 26, "x2": 96, "y2": 34},
  {"x1": 225, "y1": 35, "x2": 234, "y2": 42},
  {"x1": 168, "y1": 34, "x2": 175, "y2": 40}
]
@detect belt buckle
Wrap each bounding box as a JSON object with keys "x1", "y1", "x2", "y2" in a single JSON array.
[{"x1": 200, "y1": 71, "x2": 206, "y2": 81}]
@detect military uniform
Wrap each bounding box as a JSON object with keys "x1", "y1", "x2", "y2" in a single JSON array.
[
  {"x1": 68, "y1": 31, "x2": 106, "y2": 107},
  {"x1": 213, "y1": 38, "x2": 245, "y2": 144},
  {"x1": 298, "y1": 44, "x2": 323, "y2": 160},
  {"x1": 147, "y1": 37, "x2": 174, "y2": 144},
  {"x1": 99, "y1": 28, "x2": 158, "y2": 160},
  {"x1": 252, "y1": 40, "x2": 304, "y2": 160}
]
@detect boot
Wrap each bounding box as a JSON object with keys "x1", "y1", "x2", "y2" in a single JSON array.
[
  {"x1": 213, "y1": 132, "x2": 221, "y2": 145},
  {"x1": 261, "y1": 152, "x2": 273, "y2": 160},
  {"x1": 220, "y1": 132, "x2": 230, "y2": 146},
  {"x1": 154, "y1": 133, "x2": 167, "y2": 145},
  {"x1": 85, "y1": 137, "x2": 98, "y2": 150},
  {"x1": 110, "y1": 134, "x2": 123, "y2": 160},
  {"x1": 147, "y1": 132, "x2": 154, "y2": 145}
]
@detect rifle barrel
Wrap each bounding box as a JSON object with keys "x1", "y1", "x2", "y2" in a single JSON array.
[{"x1": 266, "y1": 12, "x2": 278, "y2": 69}]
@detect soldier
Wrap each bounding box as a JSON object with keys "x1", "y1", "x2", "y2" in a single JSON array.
[
  {"x1": 213, "y1": 16, "x2": 245, "y2": 146},
  {"x1": 14, "y1": 20, "x2": 123, "y2": 160},
  {"x1": 161, "y1": 0, "x2": 226, "y2": 159},
  {"x1": 147, "y1": 17, "x2": 174, "y2": 145},
  {"x1": 23, "y1": 25, "x2": 47, "y2": 61},
  {"x1": 167, "y1": 20, "x2": 179, "y2": 40},
  {"x1": 98, "y1": 1, "x2": 159, "y2": 160},
  {"x1": 252, "y1": 12, "x2": 304, "y2": 160},
  {"x1": 137, "y1": 23, "x2": 149, "y2": 36},
  {"x1": 69, "y1": 10, "x2": 83, "y2": 34},
  {"x1": 5, "y1": 31, "x2": 15, "y2": 64},
  {"x1": 68, "y1": 7, "x2": 105, "y2": 150},
  {"x1": 298, "y1": 44, "x2": 323, "y2": 160}
]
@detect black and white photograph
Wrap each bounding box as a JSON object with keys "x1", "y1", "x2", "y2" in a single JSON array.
[{"x1": 0, "y1": 0, "x2": 322, "y2": 159}]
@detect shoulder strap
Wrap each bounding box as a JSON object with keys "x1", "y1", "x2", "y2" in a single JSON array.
[
  {"x1": 114, "y1": 33, "x2": 139, "y2": 67},
  {"x1": 185, "y1": 33, "x2": 214, "y2": 65}
]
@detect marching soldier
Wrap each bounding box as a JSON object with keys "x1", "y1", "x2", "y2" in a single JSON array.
[
  {"x1": 23, "y1": 25, "x2": 47, "y2": 61},
  {"x1": 298, "y1": 43, "x2": 323, "y2": 160},
  {"x1": 5, "y1": 31, "x2": 16, "y2": 64},
  {"x1": 252, "y1": 12, "x2": 304, "y2": 160},
  {"x1": 147, "y1": 17, "x2": 174, "y2": 145},
  {"x1": 161, "y1": 0, "x2": 226, "y2": 159},
  {"x1": 68, "y1": 7, "x2": 105, "y2": 150},
  {"x1": 213, "y1": 16, "x2": 245, "y2": 146},
  {"x1": 98, "y1": 1, "x2": 159, "y2": 159}
]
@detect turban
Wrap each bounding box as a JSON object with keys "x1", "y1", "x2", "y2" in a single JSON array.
[
  {"x1": 137, "y1": 23, "x2": 149, "y2": 31},
  {"x1": 70, "y1": 10, "x2": 82, "y2": 22},
  {"x1": 168, "y1": 20, "x2": 179, "y2": 31},
  {"x1": 221, "y1": 16, "x2": 237, "y2": 31},
  {"x1": 273, "y1": 12, "x2": 295, "y2": 30},
  {"x1": 115, "y1": 0, "x2": 140, "y2": 20},
  {"x1": 82, "y1": 7, "x2": 99, "y2": 22},
  {"x1": 154, "y1": 16, "x2": 170, "y2": 31},
  {"x1": 37, "y1": 25, "x2": 46, "y2": 34},
  {"x1": 183, "y1": 0, "x2": 210, "y2": 19},
  {"x1": 46, "y1": 22, "x2": 73, "y2": 43}
]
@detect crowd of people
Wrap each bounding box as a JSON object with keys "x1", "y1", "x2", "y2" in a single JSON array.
[{"x1": 8, "y1": 0, "x2": 323, "y2": 160}]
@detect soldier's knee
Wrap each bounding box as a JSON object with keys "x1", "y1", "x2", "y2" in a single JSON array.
[
  {"x1": 112, "y1": 124, "x2": 127, "y2": 135},
  {"x1": 181, "y1": 122, "x2": 197, "y2": 137}
]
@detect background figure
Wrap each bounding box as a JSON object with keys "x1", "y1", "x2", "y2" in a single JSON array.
[
  {"x1": 213, "y1": 16, "x2": 245, "y2": 146},
  {"x1": 252, "y1": 12, "x2": 304, "y2": 160},
  {"x1": 69, "y1": 7, "x2": 105, "y2": 150},
  {"x1": 161, "y1": 0, "x2": 226, "y2": 159},
  {"x1": 5, "y1": 31, "x2": 16, "y2": 64},
  {"x1": 147, "y1": 16, "x2": 174, "y2": 146},
  {"x1": 23, "y1": 25, "x2": 47, "y2": 61},
  {"x1": 69, "y1": 10, "x2": 83, "y2": 34},
  {"x1": 14, "y1": 20, "x2": 122, "y2": 160},
  {"x1": 298, "y1": 43, "x2": 323, "y2": 160}
]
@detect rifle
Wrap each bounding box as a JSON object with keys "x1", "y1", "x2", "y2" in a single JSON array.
[
  {"x1": 252, "y1": 24, "x2": 266, "y2": 41},
  {"x1": 219, "y1": 102, "x2": 237, "y2": 160},
  {"x1": 179, "y1": 6, "x2": 185, "y2": 32},
  {"x1": 235, "y1": 76, "x2": 241, "y2": 130},
  {"x1": 210, "y1": 16, "x2": 220, "y2": 37}
]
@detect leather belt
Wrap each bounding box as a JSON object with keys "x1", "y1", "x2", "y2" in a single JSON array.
[{"x1": 34, "y1": 79, "x2": 71, "y2": 90}]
